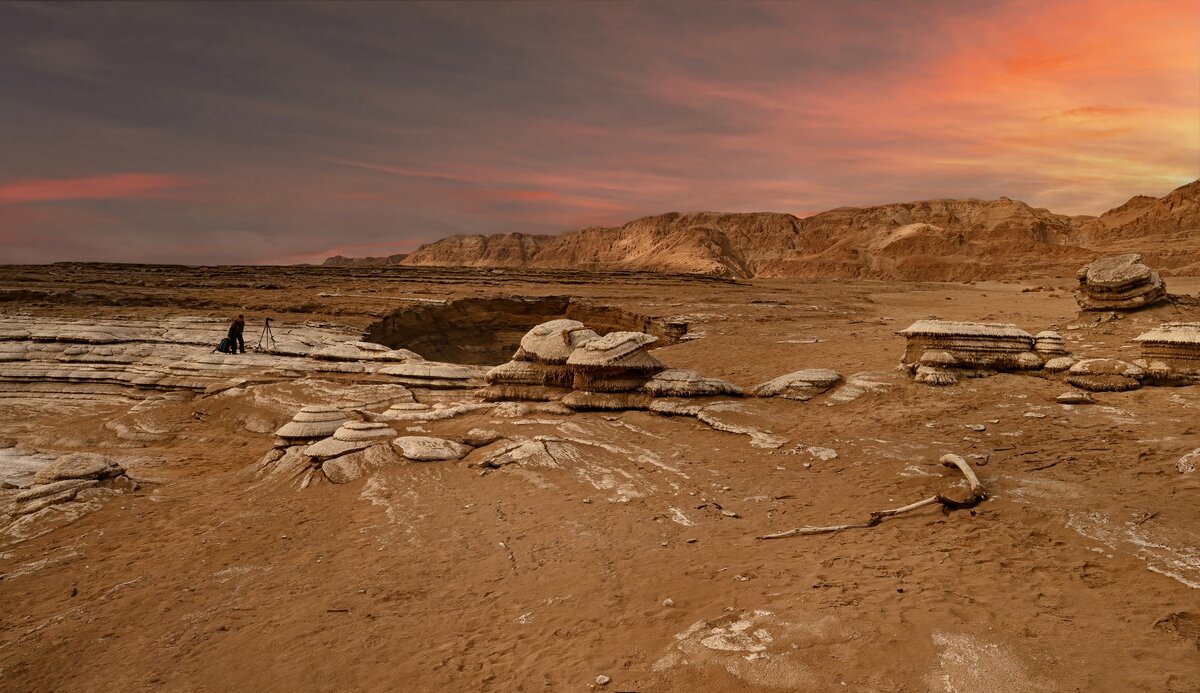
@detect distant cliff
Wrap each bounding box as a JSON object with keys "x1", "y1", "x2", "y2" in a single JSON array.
[{"x1": 326, "y1": 180, "x2": 1200, "y2": 280}]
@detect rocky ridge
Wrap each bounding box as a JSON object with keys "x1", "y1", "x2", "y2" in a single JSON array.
[{"x1": 385, "y1": 181, "x2": 1200, "y2": 280}]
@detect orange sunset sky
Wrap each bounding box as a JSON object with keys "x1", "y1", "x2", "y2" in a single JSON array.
[{"x1": 0, "y1": 1, "x2": 1197, "y2": 264}]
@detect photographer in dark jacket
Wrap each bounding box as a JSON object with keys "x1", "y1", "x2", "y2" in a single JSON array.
[{"x1": 228, "y1": 314, "x2": 246, "y2": 354}]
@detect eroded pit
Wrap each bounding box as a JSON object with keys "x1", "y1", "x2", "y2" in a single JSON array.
[{"x1": 362, "y1": 295, "x2": 687, "y2": 365}]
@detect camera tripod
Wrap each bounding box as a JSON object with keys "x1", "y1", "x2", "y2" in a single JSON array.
[{"x1": 254, "y1": 317, "x2": 276, "y2": 353}]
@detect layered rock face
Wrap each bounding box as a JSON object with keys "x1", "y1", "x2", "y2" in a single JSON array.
[
  {"x1": 362, "y1": 180, "x2": 1200, "y2": 280},
  {"x1": 897, "y1": 320, "x2": 1047, "y2": 385},
  {"x1": 1133, "y1": 323, "x2": 1200, "y2": 384},
  {"x1": 1075, "y1": 254, "x2": 1167, "y2": 311}
]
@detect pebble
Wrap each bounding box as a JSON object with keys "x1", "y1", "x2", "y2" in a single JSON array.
[
  {"x1": 965, "y1": 424, "x2": 986, "y2": 432},
  {"x1": 596, "y1": 674, "x2": 611, "y2": 686},
  {"x1": 581, "y1": 499, "x2": 592, "y2": 504},
  {"x1": 662, "y1": 598, "x2": 674, "y2": 607}
]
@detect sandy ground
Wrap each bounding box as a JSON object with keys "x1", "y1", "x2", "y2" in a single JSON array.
[{"x1": 1, "y1": 265, "x2": 1198, "y2": 692}]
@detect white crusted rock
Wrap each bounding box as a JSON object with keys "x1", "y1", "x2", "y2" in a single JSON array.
[
  {"x1": 392, "y1": 436, "x2": 471, "y2": 462},
  {"x1": 751, "y1": 369, "x2": 841, "y2": 400}
]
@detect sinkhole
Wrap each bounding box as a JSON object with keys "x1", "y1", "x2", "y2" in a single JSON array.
[{"x1": 362, "y1": 295, "x2": 687, "y2": 365}]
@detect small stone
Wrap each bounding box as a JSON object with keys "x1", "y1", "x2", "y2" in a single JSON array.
[
  {"x1": 595, "y1": 675, "x2": 611, "y2": 686},
  {"x1": 662, "y1": 598, "x2": 674, "y2": 607},
  {"x1": 721, "y1": 510, "x2": 740, "y2": 518},
  {"x1": 582, "y1": 499, "x2": 592, "y2": 504},
  {"x1": 965, "y1": 424, "x2": 986, "y2": 432}
]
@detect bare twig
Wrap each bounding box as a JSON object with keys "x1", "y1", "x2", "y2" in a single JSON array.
[{"x1": 758, "y1": 454, "x2": 985, "y2": 539}]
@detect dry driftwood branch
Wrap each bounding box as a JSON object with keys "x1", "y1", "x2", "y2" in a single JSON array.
[{"x1": 758, "y1": 454, "x2": 985, "y2": 539}]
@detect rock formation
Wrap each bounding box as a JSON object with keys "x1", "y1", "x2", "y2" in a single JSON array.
[
  {"x1": 897, "y1": 321, "x2": 1045, "y2": 385},
  {"x1": 1133, "y1": 322, "x2": 1200, "y2": 384},
  {"x1": 1066, "y1": 358, "x2": 1145, "y2": 392},
  {"x1": 3, "y1": 452, "x2": 136, "y2": 519},
  {"x1": 566, "y1": 331, "x2": 666, "y2": 393},
  {"x1": 1075, "y1": 254, "x2": 1167, "y2": 311},
  {"x1": 329, "y1": 180, "x2": 1200, "y2": 281},
  {"x1": 751, "y1": 369, "x2": 842, "y2": 400},
  {"x1": 274, "y1": 405, "x2": 350, "y2": 442}
]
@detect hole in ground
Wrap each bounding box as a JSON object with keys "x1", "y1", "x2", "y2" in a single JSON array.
[{"x1": 362, "y1": 295, "x2": 687, "y2": 365}]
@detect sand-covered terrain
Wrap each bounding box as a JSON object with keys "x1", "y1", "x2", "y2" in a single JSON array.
[{"x1": 1, "y1": 263, "x2": 1198, "y2": 692}]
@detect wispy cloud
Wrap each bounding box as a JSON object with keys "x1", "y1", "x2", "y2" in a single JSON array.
[{"x1": 0, "y1": 1, "x2": 1195, "y2": 264}]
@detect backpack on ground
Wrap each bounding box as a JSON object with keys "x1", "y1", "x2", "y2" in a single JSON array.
[{"x1": 215, "y1": 337, "x2": 233, "y2": 354}]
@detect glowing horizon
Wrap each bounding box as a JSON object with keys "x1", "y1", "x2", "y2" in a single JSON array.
[{"x1": 1, "y1": 1, "x2": 1196, "y2": 264}]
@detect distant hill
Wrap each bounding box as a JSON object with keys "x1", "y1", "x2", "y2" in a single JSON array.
[
  {"x1": 322, "y1": 253, "x2": 409, "y2": 267},
  {"x1": 327, "y1": 180, "x2": 1200, "y2": 280}
]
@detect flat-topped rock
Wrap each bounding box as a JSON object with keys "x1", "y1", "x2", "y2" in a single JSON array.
[
  {"x1": 1067, "y1": 358, "x2": 1144, "y2": 392},
  {"x1": 751, "y1": 369, "x2": 841, "y2": 400},
  {"x1": 1075, "y1": 254, "x2": 1166, "y2": 311},
  {"x1": 392, "y1": 436, "x2": 471, "y2": 461},
  {"x1": 566, "y1": 332, "x2": 659, "y2": 367},
  {"x1": 644, "y1": 369, "x2": 743, "y2": 398},
  {"x1": 33, "y1": 453, "x2": 124, "y2": 484},
  {"x1": 312, "y1": 341, "x2": 422, "y2": 362},
  {"x1": 1077, "y1": 253, "x2": 1154, "y2": 289},
  {"x1": 1132, "y1": 322, "x2": 1200, "y2": 382},
  {"x1": 898, "y1": 321, "x2": 1032, "y2": 339}
]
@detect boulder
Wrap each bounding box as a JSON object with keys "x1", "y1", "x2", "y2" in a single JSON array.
[
  {"x1": 751, "y1": 369, "x2": 841, "y2": 400},
  {"x1": 1075, "y1": 254, "x2": 1167, "y2": 311},
  {"x1": 516, "y1": 319, "x2": 599, "y2": 364},
  {"x1": 33, "y1": 453, "x2": 124, "y2": 484}
]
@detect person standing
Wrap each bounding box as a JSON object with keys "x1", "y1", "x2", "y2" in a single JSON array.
[{"x1": 228, "y1": 314, "x2": 246, "y2": 354}]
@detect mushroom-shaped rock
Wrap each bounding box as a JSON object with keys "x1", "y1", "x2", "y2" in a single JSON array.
[
  {"x1": 644, "y1": 369, "x2": 743, "y2": 397},
  {"x1": 566, "y1": 331, "x2": 660, "y2": 367},
  {"x1": 1066, "y1": 358, "x2": 1145, "y2": 392},
  {"x1": 304, "y1": 421, "x2": 396, "y2": 459},
  {"x1": 1075, "y1": 254, "x2": 1166, "y2": 311},
  {"x1": 567, "y1": 331, "x2": 666, "y2": 393},
  {"x1": 752, "y1": 369, "x2": 842, "y2": 400},
  {"x1": 392, "y1": 436, "x2": 471, "y2": 462},
  {"x1": 274, "y1": 405, "x2": 349, "y2": 441},
  {"x1": 517, "y1": 319, "x2": 600, "y2": 364},
  {"x1": 1033, "y1": 331, "x2": 1068, "y2": 355},
  {"x1": 1042, "y1": 356, "x2": 1076, "y2": 373},
  {"x1": 33, "y1": 452, "x2": 124, "y2": 484}
]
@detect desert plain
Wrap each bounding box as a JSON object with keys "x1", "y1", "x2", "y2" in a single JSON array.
[{"x1": 0, "y1": 259, "x2": 1197, "y2": 693}]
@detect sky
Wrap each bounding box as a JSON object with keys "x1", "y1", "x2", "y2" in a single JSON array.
[{"x1": 0, "y1": 1, "x2": 1197, "y2": 265}]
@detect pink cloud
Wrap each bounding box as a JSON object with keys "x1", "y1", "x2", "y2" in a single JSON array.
[{"x1": 0, "y1": 173, "x2": 199, "y2": 205}]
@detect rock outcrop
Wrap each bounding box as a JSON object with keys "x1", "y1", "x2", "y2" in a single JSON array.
[
  {"x1": 897, "y1": 321, "x2": 1046, "y2": 385},
  {"x1": 751, "y1": 369, "x2": 842, "y2": 401},
  {"x1": 1133, "y1": 323, "x2": 1200, "y2": 384},
  {"x1": 1075, "y1": 254, "x2": 1167, "y2": 311}
]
